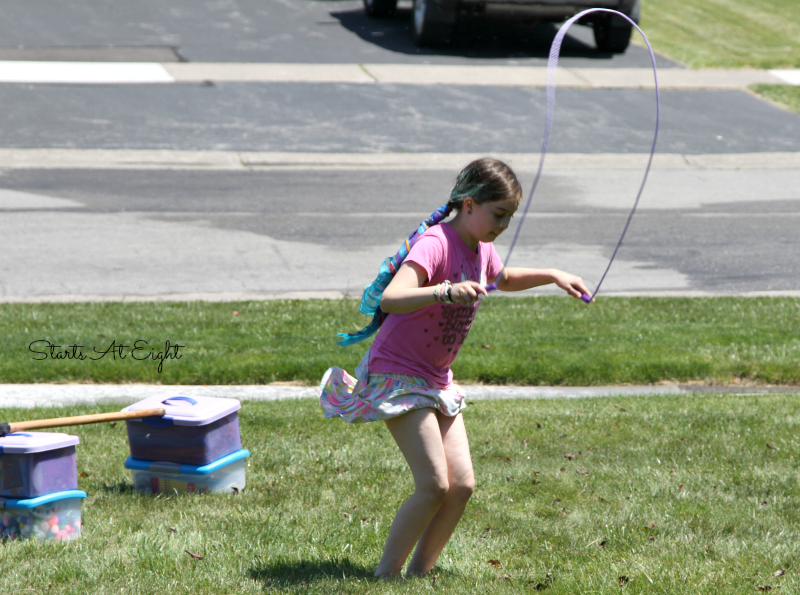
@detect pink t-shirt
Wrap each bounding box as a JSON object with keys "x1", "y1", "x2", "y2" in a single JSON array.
[{"x1": 368, "y1": 222, "x2": 503, "y2": 388}]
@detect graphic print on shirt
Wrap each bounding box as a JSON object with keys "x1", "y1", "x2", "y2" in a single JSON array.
[
  {"x1": 441, "y1": 304, "x2": 476, "y2": 349},
  {"x1": 434, "y1": 262, "x2": 482, "y2": 350}
]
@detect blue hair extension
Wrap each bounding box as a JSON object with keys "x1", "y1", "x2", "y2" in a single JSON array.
[
  {"x1": 336, "y1": 204, "x2": 452, "y2": 346},
  {"x1": 448, "y1": 163, "x2": 487, "y2": 206}
]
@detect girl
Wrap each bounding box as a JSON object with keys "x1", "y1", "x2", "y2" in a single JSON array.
[{"x1": 320, "y1": 158, "x2": 590, "y2": 578}]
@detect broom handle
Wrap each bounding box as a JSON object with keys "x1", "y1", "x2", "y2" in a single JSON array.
[{"x1": 4, "y1": 408, "x2": 166, "y2": 434}]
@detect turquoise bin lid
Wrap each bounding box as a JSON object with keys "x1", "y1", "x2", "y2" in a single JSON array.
[
  {"x1": 1, "y1": 490, "x2": 87, "y2": 509},
  {"x1": 124, "y1": 449, "x2": 250, "y2": 475}
]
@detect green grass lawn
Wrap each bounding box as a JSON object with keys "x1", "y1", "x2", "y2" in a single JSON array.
[
  {"x1": 750, "y1": 84, "x2": 800, "y2": 114},
  {"x1": 2, "y1": 297, "x2": 798, "y2": 386},
  {"x1": 636, "y1": 0, "x2": 800, "y2": 114},
  {"x1": 638, "y1": 0, "x2": 800, "y2": 69},
  {"x1": 1, "y1": 396, "x2": 798, "y2": 594}
]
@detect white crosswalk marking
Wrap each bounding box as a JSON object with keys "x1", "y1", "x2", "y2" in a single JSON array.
[{"x1": 0, "y1": 61, "x2": 175, "y2": 84}]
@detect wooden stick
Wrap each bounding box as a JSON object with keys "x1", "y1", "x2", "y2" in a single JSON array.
[{"x1": 1, "y1": 408, "x2": 166, "y2": 436}]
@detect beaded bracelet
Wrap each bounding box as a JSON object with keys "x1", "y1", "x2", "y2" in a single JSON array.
[{"x1": 434, "y1": 280, "x2": 453, "y2": 304}]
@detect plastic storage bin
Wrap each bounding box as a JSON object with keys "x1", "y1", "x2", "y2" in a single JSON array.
[
  {"x1": 125, "y1": 449, "x2": 250, "y2": 494},
  {"x1": 0, "y1": 432, "x2": 79, "y2": 498},
  {"x1": 0, "y1": 489, "x2": 87, "y2": 541},
  {"x1": 122, "y1": 395, "x2": 242, "y2": 466}
]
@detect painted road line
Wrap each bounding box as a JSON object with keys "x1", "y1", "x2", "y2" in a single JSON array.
[
  {"x1": 770, "y1": 70, "x2": 800, "y2": 86},
  {"x1": 1, "y1": 149, "x2": 799, "y2": 171},
  {"x1": 0, "y1": 61, "x2": 175, "y2": 84}
]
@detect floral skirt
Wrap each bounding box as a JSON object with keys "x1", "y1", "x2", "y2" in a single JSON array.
[{"x1": 319, "y1": 350, "x2": 466, "y2": 423}]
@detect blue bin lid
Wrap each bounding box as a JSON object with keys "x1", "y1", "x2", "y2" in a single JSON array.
[
  {"x1": 121, "y1": 394, "x2": 241, "y2": 426},
  {"x1": 124, "y1": 449, "x2": 250, "y2": 476},
  {"x1": 0, "y1": 432, "x2": 79, "y2": 454},
  {"x1": 1, "y1": 490, "x2": 87, "y2": 509}
]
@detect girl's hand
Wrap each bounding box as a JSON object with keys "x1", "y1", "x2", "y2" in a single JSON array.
[
  {"x1": 552, "y1": 270, "x2": 592, "y2": 301},
  {"x1": 450, "y1": 281, "x2": 488, "y2": 305}
]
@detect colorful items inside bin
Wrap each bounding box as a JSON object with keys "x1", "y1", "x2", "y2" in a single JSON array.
[
  {"x1": 125, "y1": 449, "x2": 250, "y2": 495},
  {"x1": 1, "y1": 490, "x2": 86, "y2": 541},
  {"x1": 122, "y1": 395, "x2": 242, "y2": 466},
  {"x1": 0, "y1": 432, "x2": 79, "y2": 499}
]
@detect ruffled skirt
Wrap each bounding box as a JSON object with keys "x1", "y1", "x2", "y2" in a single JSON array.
[{"x1": 319, "y1": 350, "x2": 466, "y2": 423}]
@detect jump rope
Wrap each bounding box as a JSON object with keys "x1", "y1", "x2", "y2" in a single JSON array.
[
  {"x1": 337, "y1": 9, "x2": 659, "y2": 346},
  {"x1": 486, "y1": 8, "x2": 661, "y2": 302}
]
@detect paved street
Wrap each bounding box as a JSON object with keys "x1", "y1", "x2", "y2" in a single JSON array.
[
  {"x1": 0, "y1": 1, "x2": 799, "y2": 302},
  {"x1": 0, "y1": 0, "x2": 679, "y2": 67}
]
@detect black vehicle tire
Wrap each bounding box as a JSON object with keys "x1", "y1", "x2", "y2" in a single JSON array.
[
  {"x1": 593, "y1": 16, "x2": 632, "y2": 53},
  {"x1": 363, "y1": 0, "x2": 397, "y2": 18},
  {"x1": 413, "y1": 0, "x2": 452, "y2": 47}
]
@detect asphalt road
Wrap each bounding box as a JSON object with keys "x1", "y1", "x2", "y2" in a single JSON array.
[
  {"x1": 0, "y1": 0, "x2": 679, "y2": 67},
  {"x1": 0, "y1": 1, "x2": 798, "y2": 301},
  {"x1": 1, "y1": 165, "x2": 798, "y2": 298},
  {"x1": 3, "y1": 84, "x2": 800, "y2": 154}
]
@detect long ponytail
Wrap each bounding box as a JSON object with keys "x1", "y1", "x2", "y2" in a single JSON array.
[{"x1": 336, "y1": 204, "x2": 452, "y2": 346}]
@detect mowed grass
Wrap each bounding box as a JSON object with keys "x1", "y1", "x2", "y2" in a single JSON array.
[
  {"x1": 0, "y1": 395, "x2": 798, "y2": 594},
  {"x1": 638, "y1": 0, "x2": 800, "y2": 68},
  {"x1": 1, "y1": 297, "x2": 798, "y2": 386},
  {"x1": 636, "y1": 0, "x2": 800, "y2": 114},
  {"x1": 751, "y1": 84, "x2": 800, "y2": 114}
]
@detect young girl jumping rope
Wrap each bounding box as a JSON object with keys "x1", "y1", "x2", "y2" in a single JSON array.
[{"x1": 320, "y1": 158, "x2": 590, "y2": 578}]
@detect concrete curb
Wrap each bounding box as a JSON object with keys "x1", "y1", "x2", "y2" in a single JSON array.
[
  {"x1": 1, "y1": 150, "x2": 800, "y2": 171},
  {"x1": 2, "y1": 290, "x2": 800, "y2": 304},
  {"x1": 0, "y1": 383, "x2": 796, "y2": 409}
]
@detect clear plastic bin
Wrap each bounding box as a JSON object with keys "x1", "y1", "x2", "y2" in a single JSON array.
[
  {"x1": 125, "y1": 449, "x2": 249, "y2": 495},
  {"x1": 0, "y1": 432, "x2": 79, "y2": 498},
  {"x1": 1, "y1": 490, "x2": 86, "y2": 541}
]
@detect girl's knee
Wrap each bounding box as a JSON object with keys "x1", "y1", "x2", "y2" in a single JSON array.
[
  {"x1": 451, "y1": 474, "x2": 476, "y2": 501},
  {"x1": 417, "y1": 476, "x2": 450, "y2": 505}
]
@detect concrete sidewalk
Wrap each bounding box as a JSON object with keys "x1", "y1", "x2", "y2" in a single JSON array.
[
  {"x1": 0, "y1": 62, "x2": 798, "y2": 88},
  {"x1": 0, "y1": 383, "x2": 796, "y2": 409},
  {"x1": 2, "y1": 149, "x2": 800, "y2": 171},
  {"x1": 163, "y1": 64, "x2": 800, "y2": 89}
]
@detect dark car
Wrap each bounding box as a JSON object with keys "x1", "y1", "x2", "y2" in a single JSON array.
[{"x1": 364, "y1": 0, "x2": 640, "y2": 52}]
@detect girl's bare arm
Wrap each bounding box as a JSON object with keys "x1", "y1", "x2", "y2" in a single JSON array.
[
  {"x1": 381, "y1": 262, "x2": 488, "y2": 314},
  {"x1": 496, "y1": 267, "x2": 591, "y2": 300}
]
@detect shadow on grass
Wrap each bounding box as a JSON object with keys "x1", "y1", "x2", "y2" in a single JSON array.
[
  {"x1": 250, "y1": 557, "x2": 374, "y2": 587},
  {"x1": 100, "y1": 480, "x2": 135, "y2": 495}
]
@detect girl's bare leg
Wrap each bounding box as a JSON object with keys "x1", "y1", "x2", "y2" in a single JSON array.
[
  {"x1": 406, "y1": 411, "x2": 474, "y2": 576},
  {"x1": 374, "y1": 408, "x2": 451, "y2": 578}
]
